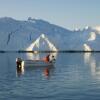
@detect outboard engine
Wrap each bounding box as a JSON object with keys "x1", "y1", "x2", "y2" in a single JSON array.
[{"x1": 16, "y1": 58, "x2": 22, "y2": 69}]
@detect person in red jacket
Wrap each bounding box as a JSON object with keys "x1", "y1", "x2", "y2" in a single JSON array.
[{"x1": 43, "y1": 54, "x2": 50, "y2": 62}]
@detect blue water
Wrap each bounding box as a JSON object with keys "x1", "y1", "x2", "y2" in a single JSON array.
[{"x1": 0, "y1": 53, "x2": 100, "y2": 100}]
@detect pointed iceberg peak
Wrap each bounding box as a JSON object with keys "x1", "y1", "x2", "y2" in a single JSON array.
[
  {"x1": 26, "y1": 33, "x2": 58, "y2": 52},
  {"x1": 41, "y1": 34, "x2": 45, "y2": 38}
]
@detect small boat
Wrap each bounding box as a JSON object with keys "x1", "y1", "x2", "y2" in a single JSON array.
[{"x1": 16, "y1": 56, "x2": 55, "y2": 68}]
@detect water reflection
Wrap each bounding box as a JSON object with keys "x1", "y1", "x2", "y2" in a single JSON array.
[
  {"x1": 16, "y1": 65, "x2": 55, "y2": 79},
  {"x1": 84, "y1": 53, "x2": 100, "y2": 79},
  {"x1": 43, "y1": 67, "x2": 55, "y2": 79},
  {"x1": 16, "y1": 65, "x2": 24, "y2": 77},
  {"x1": 84, "y1": 53, "x2": 91, "y2": 64},
  {"x1": 44, "y1": 68, "x2": 49, "y2": 77}
]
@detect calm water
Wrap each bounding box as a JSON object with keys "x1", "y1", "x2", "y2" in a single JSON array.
[{"x1": 0, "y1": 53, "x2": 100, "y2": 100}]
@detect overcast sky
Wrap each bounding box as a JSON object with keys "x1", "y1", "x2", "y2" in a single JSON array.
[{"x1": 0, "y1": 0, "x2": 100, "y2": 30}]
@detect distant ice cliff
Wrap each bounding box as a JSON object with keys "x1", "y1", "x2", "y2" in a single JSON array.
[{"x1": 0, "y1": 17, "x2": 99, "y2": 51}]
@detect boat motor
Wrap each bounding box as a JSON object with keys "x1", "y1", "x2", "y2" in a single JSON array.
[{"x1": 16, "y1": 58, "x2": 22, "y2": 69}]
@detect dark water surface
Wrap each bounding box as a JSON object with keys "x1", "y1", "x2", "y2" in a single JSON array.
[{"x1": 0, "y1": 53, "x2": 100, "y2": 100}]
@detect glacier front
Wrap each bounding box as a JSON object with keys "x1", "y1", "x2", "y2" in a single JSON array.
[{"x1": 0, "y1": 17, "x2": 100, "y2": 51}]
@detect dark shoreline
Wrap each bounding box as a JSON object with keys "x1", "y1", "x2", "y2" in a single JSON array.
[{"x1": 0, "y1": 50, "x2": 100, "y2": 53}]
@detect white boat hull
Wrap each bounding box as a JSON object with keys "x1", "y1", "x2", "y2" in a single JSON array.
[{"x1": 21, "y1": 60, "x2": 54, "y2": 67}]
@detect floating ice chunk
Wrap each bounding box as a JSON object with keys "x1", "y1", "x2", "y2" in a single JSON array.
[{"x1": 83, "y1": 44, "x2": 92, "y2": 51}]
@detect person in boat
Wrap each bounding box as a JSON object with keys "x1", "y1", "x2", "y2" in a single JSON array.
[
  {"x1": 43, "y1": 54, "x2": 50, "y2": 62},
  {"x1": 43, "y1": 54, "x2": 56, "y2": 63}
]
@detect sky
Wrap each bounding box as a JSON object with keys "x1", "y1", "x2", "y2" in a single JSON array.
[{"x1": 0, "y1": 0, "x2": 100, "y2": 30}]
